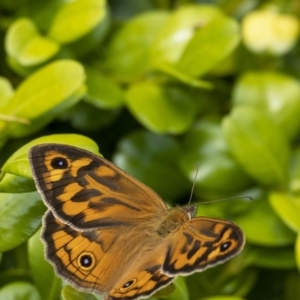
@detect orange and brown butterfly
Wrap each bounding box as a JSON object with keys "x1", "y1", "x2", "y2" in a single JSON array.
[{"x1": 28, "y1": 143, "x2": 245, "y2": 300}]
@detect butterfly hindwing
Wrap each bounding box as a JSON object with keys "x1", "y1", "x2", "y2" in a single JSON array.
[
  {"x1": 43, "y1": 210, "x2": 174, "y2": 300},
  {"x1": 107, "y1": 265, "x2": 174, "y2": 300}
]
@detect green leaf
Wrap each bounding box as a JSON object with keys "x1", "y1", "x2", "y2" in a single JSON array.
[
  {"x1": 232, "y1": 72, "x2": 300, "y2": 139},
  {"x1": 104, "y1": 11, "x2": 169, "y2": 81},
  {"x1": 179, "y1": 119, "x2": 253, "y2": 199},
  {"x1": 235, "y1": 198, "x2": 295, "y2": 246},
  {"x1": 16, "y1": 36, "x2": 60, "y2": 66},
  {"x1": 28, "y1": 228, "x2": 61, "y2": 300},
  {"x1": 176, "y1": 15, "x2": 239, "y2": 77},
  {"x1": 0, "y1": 174, "x2": 35, "y2": 193},
  {"x1": 0, "y1": 191, "x2": 45, "y2": 252},
  {"x1": 62, "y1": 285, "x2": 99, "y2": 300},
  {"x1": 5, "y1": 18, "x2": 37, "y2": 59},
  {"x1": 125, "y1": 81, "x2": 196, "y2": 134},
  {"x1": 0, "y1": 77, "x2": 16, "y2": 125},
  {"x1": 0, "y1": 77, "x2": 14, "y2": 106},
  {"x1": 222, "y1": 106, "x2": 289, "y2": 188},
  {"x1": 1, "y1": 133, "x2": 99, "y2": 179},
  {"x1": 85, "y1": 68, "x2": 124, "y2": 109},
  {"x1": 113, "y1": 130, "x2": 189, "y2": 201},
  {"x1": 0, "y1": 281, "x2": 41, "y2": 300},
  {"x1": 151, "y1": 4, "x2": 224, "y2": 65},
  {"x1": 7, "y1": 60, "x2": 84, "y2": 114},
  {"x1": 0, "y1": 60, "x2": 86, "y2": 137},
  {"x1": 48, "y1": 0, "x2": 107, "y2": 44},
  {"x1": 5, "y1": 18, "x2": 60, "y2": 67},
  {"x1": 269, "y1": 192, "x2": 300, "y2": 232}
]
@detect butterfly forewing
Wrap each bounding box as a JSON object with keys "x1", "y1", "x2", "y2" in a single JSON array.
[
  {"x1": 162, "y1": 217, "x2": 245, "y2": 276},
  {"x1": 29, "y1": 144, "x2": 167, "y2": 230}
]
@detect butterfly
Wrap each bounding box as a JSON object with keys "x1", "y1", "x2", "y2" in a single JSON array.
[{"x1": 28, "y1": 143, "x2": 245, "y2": 300}]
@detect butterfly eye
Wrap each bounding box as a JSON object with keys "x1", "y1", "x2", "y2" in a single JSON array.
[
  {"x1": 77, "y1": 252, "x2": 95, "y2": 270},
  {"x1": 220, "y1": 241, "x2": 232, "y2": 252},
  {"x1": 121, "y1": 279, "x2": 136, "y2": 290},
  {"x1": 51, "y1": 157, "x2": 68, "y2": 169}
]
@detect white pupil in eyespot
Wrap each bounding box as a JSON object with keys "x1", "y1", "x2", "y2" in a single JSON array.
[
  {"x1": 123, "y1": 280, "x2": 134, "y2": 288},
  {"x1": 81, "y1": 255, "x2": 92, "y2": 267},
  {"x1": 51, "y1": 157, "x2": 68, "y2": 169},
  {"x1": 221, "y1": 242, "x2": 231, "y2": 252}
]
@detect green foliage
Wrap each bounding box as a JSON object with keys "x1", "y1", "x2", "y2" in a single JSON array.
[{"x1": 0, "y1": 0, "x2": 300, "y2": 299}]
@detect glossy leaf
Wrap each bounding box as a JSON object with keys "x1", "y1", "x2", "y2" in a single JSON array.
[
  {"x1": 5, "y1": 18, "x2": 59, "y2": 67},
  {"x1": 5, "y1": 18, "x2": 37, "y2": 59},
  {"x1": 222, "y1": 106, "x2": 289, "y2": 188},
  {"x1": 0, "y1": 60, "x2": 86, "y2": 137},
  {"x1": 232, "y1": 72, "x2": 300, "y2": 139},
  {"x1": 125, "y1": 81, "x2": 196, "y2": 134},
  {"x1": 176, "y1": 15, "x2": 239, "y2": 77},
  {"x1": 48, "y1": 0, "x2": 107, "y2": 44},
  {"x1": 0, "y1": 77, "x2": 14, "y2": 106},
  {"x1": 28, "y1": 228, "x2": 61, "y2": 300},
  {"x1": 0, "y1": 174, "x2": 35, "y2": 193},
  {"x1": 151, "y1": 5, "x2": 223, "y2": 65},
  {"x1": 0, "y1": 77, "x2": 16, "y2": 127},
  {"x1": 0, "y1": 192, "x2": 45, "y2": 252},
  {"x1": 16, "y1": 36, "x2": 59, "y2": 66},
  {"x1": 269, "y1": 192, "x2": 300, "y2": 232},
  {"x1": 104, "y1": 11, "x2": 169, "y2": 81}
]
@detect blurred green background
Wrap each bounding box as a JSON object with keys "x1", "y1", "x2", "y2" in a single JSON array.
[{"x1": 0, "y1": 0, "x2": 300, "y2": 299}]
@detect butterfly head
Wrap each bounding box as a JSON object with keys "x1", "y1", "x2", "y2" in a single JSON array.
[{"x1": 184, "y1": 204, "x2": 197, "y2": 219}]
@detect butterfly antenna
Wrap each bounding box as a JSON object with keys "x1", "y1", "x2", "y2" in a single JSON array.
[
  {"x1": 187, "y1": 164, "x2": 200, "y2": 206},
  {"x1": 200, "y1": 195, "x2": 253, "y2": 205}
]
